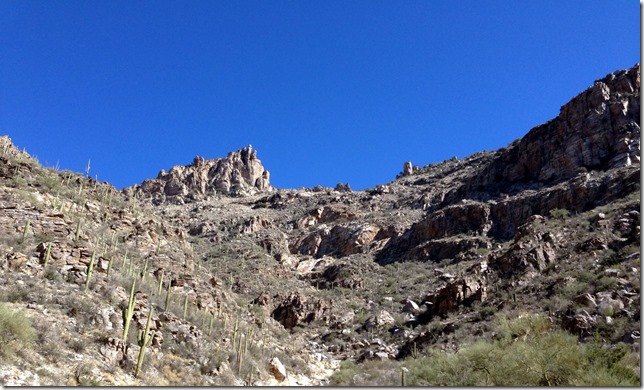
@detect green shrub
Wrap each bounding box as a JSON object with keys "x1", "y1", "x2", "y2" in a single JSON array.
[
  {"x1": 478, "y1": 306, "x2": 497, "y2": 320},
  {"x1": 329, "y1": 360, "x2": 359, "y2": 386},
  {"x1": 0, "y1": 303, "x2": 37, "y2": 361},
  {"x1": 330, "y1": 315, "x2": 640, "y2": 386},
  {"x1": 549, "y1": 208, "x2": 570, "y2": 220}
]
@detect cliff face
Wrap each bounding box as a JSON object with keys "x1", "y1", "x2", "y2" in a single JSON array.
[
  {"x1": 125, "y1": 144, "x2": 272, "y2": 203},
  {"x1": 456, "y1": 64, "x2": 640, "y2": 199},
  {"x1": 374, "y1": 64, "x2": 640, "y2": 264}
]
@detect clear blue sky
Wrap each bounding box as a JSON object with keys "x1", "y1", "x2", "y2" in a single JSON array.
[{"x1": 0, "y1": 1, "x2": 639, "y2": 190}]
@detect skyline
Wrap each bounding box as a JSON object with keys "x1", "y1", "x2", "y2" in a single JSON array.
[{"x1": 0, "y1": 1, "x2": 640, "y2": 190}]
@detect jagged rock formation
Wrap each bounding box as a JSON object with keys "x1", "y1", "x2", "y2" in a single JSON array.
[
  {"x1": 376, "y1": 64, "x2": 640, "y2": 263},
  {"x1": 456, "y1": 64, "x2": 640, "y2": 198},
  {"x1": 126, "y1": 144, "x2": 272, "y2": 203}
]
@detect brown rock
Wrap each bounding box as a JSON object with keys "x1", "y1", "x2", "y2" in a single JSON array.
[
  {"x1": 291, "y1": 223, "x2": 380, "y2": 259},
  {"x1": 426, "y1": 277, "x2": 487, "y2": 318},
  {"x1": 269, "y1": 357, "x2": 287, "y2": 382},
  {"x1": 271, "y1": 292, "x2": 330, "y2": 329}
]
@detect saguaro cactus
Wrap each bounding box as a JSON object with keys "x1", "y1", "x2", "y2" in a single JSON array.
[
  {"x1": 140, "y1": 257, "x2": 149, "y2": 281},
  {"x1": 84, "y1": 250, "x2": 96, "y2": 291},
  {"x1": 157, "y1": 273, "x2": 164, "y2": 296},
  {"x1": 75, "y1": 220, "x2": 82, "y2": 240},
  {"x1": 134, "y1": 306, "x2": 155, "y2": 378},
  {"x1": 164, "y1": 281, "x2": 172, "y2": 312},
  {"x1": 237, "y1": 334, "x2": 245, "y2": 374},
  {"x1": 43, "y1": 242, "x2": 52, "y2": 267},
  {"x1": 21, "y1": 220, "x2": 30, "y2": 243},
  {"x1": 182, "y1": 295, "x2": 189, "y2": 319},
  {"x1": 123, "y1": 278, "x2": 137, "y2": 340},
  {"x1": 232, "y1": 315, "x2": 239, "y2": 347},
  {"x1": 122, "y1": 248, "x2": 129, "y2": 268}
]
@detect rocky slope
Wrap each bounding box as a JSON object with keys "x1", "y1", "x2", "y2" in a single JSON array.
[{"x1": 0, "y1": 64, "x2": 640, "y2": 386}]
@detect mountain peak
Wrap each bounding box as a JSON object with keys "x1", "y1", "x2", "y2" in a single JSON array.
[{"x1": 125, "y1": 144, "x2": 272, "y2": 204}]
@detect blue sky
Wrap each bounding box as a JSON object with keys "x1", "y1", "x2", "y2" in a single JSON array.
[{"x1": 0, "y1": 1, "x2": 639, "y2": 190}]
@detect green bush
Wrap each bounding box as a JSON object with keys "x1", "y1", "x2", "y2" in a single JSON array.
[
  {"x1": 330, "y1": 314, "x2": 640, "y2": 386},
  {"x1": 0, "y1": 303, "x2": 37, "y2": 361},
  {"x1": 328, "y1": 360, "x2": 358, "y2": 386},
  {"x1": 549, "y1": 208, "x2": 570, "y2": 220}
]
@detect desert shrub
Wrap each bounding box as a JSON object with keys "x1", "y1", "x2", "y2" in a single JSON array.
[
  {"x1": 0, "y1": 303, "x2": 37, "y2": 361},
  {"x1": 557, "y1": 280, "x2": 589, "y2": 300},
  {"x1": 406, "y1": 329, "x2": 598, "y2": 385},
  {"x1": 478, "y1": 305, "x2": 497, "y2": 320},
  {"x1": 43, "y1": 266, "x2": 63, "y2": 283},
  {"x1": 574, "y1": 339, "x2": 640, "y2": 386},
  {"x1": 495, "y1": 313, "x2": 551, "y2": 341},
  {"x1": 63, "y1": 295, "x2": 101, "y2": 334},
  {"x1": 549, "y1": 208, "x2": 570, "y2": 220},
  {"x1": 68, "y1": 337, "x2": 86, "y2": 353},
  {"x1": 575, "y1": 270, "x2": 597, "y2": 284},
  {"x1": 36, "y1": 172, "x2": 61, "y2": 193},
  {"x1": 594, "y1": 275, "x2": 617, "y2": 291},
  {"x1": 31, "y1": 314, "x2": 64, "y2": 361},
  {"x1": 0, "y1": 283, "x2": 31, "y2": 303},
  {"x1": 331, "y1": 315, "x2": 640, "y2": 386},
  {"x1": 418, "y1": 315, "x2": 639, "y2": 386},
  {"x1": 348, "y1": 359, "x2": 401, "y2": 386},
  {"x1": 72, "y1": 363, "x2": 101, "y2": 386},
  {"x1": 328, "y1": 360, "x2": 359, "y2": 386}
]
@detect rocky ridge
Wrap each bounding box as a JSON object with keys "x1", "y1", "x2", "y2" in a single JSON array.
[{"x1": 126, "y1": 144, "x2": 272, "y2": 204}]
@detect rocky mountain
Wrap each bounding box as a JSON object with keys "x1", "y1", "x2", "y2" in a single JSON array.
[
  {"x1": 125, "y1": 144, "x2": 272, "y2": 204},
  {"x1": 0, "y1": 65, "x2": 640, "y2": 386}
]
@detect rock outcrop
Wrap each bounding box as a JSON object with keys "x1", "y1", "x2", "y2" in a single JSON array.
[
  {"x1": 454, "y1": 64, "x2": 640, "y2": 200},
  {"x1": 126, "y1": 145, "x2": 272, "y2": 203},
  {"x1": 376, "y1": 64, "x2": 640, "y2": 263},
  {"x1": 271, "y1": 292, "x2": 331, "y2": 329},
  {"x1": 425, "y1": 276, "x2": 488, "y2": 319},
  {"x1": 269, "y1": 357, "x2": 287, "y2": 382},
  {"x1": 403, "y1": 161, "x2": 413, "y2": 176}
]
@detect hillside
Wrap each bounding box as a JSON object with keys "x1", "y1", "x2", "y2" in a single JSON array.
[{"x1": 0, "y1": 64, "x2": 640, "y2": 386}]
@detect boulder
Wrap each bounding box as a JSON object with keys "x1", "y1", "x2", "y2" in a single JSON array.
[
  {"x1": 402, "y1": 299, "x2": 421, "y2": 314},
  {"x1": 269, "y1": 357, "x2": 287, "y2": 382},
  {"x1": 271, "y1": 292, "x2": 330, "y2": 329},
  {"x1": 376, "y1": 310, "x2": 395, "y2": 327},
  {"x1": 425, "y1": 277, "x2": 487, "y2": 319},
  {"x1": 403, "y1": 161, "x2": 413, "y2": 176}
]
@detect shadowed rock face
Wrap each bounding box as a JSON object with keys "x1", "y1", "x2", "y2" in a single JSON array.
[
  {"x1": 126, "y1": 144, "x2": 272, "y2": 203},
  {"x1": 376, "y1": 64, "x2": 640, "y2": 263},
  {"x1": 453, "y1": 64, "x2": 640, "y2": 200}
]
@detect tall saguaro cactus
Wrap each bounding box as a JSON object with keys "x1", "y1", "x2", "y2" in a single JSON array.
[
  {"x1": 134, "y1": 306, "x2": 155, "y2": 378},
  {"x1": 43, "y1": 242, "x2": 52, "y2": 267},
  {"x1": 123, "y1": 278, "x2": 137, "y2": 340},
  {"x1": 21, "y1": 220, "x2": 30, "y2": 243},
  {"x1": 84, "y1": 250, "x2": 96, "y2": 291},
  {"x1": 164, "y1": 281, "x2": 172, "y2": 312}
]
